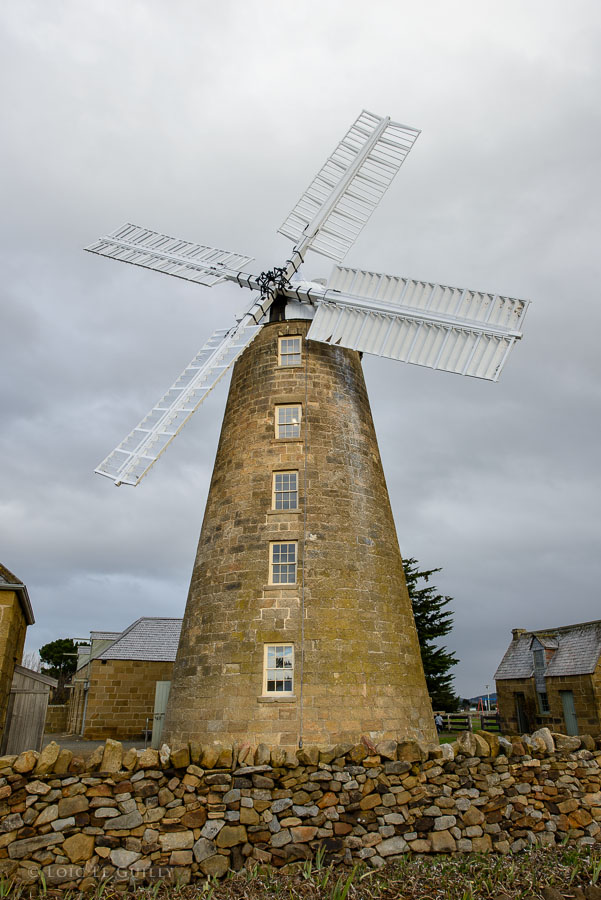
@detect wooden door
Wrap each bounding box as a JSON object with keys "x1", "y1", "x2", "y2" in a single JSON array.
[{"x1": 560, "y1": 690, "x2": 579, "y2": 735}]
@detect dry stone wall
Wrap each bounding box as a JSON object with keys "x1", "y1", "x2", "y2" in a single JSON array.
[{"x1": 0, "y1": 729, "x2": 600, "y2": 889}]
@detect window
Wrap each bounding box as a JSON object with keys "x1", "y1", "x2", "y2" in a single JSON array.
[
  {"x1": 273, "y1": 471, "x2": 298, "y2": 510},
  {"x1": 270, "y1": 542, "x2": 297, "y2": 584},
  {"x1": 278, "y1": 336, "x2": 302, "y2": 367},
  {"x1": 533, "y1": 648, "x2": 545, "y2": 672},
  {"x1": 538, "y1": 692, "x2": 550, "y2": 714},
  {"x1": 263, "y1": 644, "x2": 294, "y2": 693},
  {"x1": 275, "y1": 404, "x2": 301, "y2": 439}
]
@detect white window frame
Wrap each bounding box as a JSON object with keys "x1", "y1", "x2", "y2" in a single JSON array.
[
  {"x1": 263, "y1": 643, "x2": 294, "y2": 695},
  {"x1": 275, "y1": 404, "x2": 302, "y2": 439},
  {"x1": 278, "y1": 336, "x2": 302, "y2": 368},
  {"x1": 272, "y1": 471, "x2": 299, "y2": 511},
  {"x1": 269, "y1": 541, "x2": 297, "y2": 585}
]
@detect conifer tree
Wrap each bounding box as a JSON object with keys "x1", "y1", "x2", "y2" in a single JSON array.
[{"x1": 403, "y1": 557, "x2": 459, "y2": 711}]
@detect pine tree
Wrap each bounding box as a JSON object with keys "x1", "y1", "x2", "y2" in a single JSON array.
[{"x1": 403, "y1": 557, "x2": 459, "y2": 711}]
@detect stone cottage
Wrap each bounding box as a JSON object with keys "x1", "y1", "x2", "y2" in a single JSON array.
[
  {"x1": 66, "y1": 630, "x2": 122, "y2": 734},
  {"x1": 81, "y1": 617, "x2": 182, "y2": 740},
  {"x1": 0, "y1": 564, "x2": 34, "y2": 745},
  {"x1": 495, "y1": 619, "x2": 601, "y2": 736}
]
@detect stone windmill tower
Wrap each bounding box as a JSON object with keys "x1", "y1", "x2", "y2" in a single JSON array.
[{"x1": 87, "y1": 111, "x2": 529, "y2": 749}]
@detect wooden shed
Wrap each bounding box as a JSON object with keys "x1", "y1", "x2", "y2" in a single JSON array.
[{"x1": 0, "y1": 665, "x2": 57, "y2": 754}]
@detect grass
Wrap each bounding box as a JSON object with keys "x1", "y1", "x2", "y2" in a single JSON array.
[{"x1": 2, "y1": 845, "x2": 601, "y2": 900}]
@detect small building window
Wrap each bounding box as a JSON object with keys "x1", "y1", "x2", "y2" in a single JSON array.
[
  {"x1": 270, "y1": 542, "x2": 297, "y2": 584},
  {"x1": 278, "y1": 336, "x2": 302, "y2": 367},
  {"x1": 264, "y1": 644, "x2": 294, "y2": 693},
  {"x1": 273, "y1": 471, "x2": 298, "y2": 510},
  {"x1": 275, "y1": 404, "x2": 301, "y2": 439},
  {"x1": 538, "y1": 692, "x2": 550, "y2": 714},
  {"x1": 533, "y1": 648, "x2": 545, "y2": 672}
]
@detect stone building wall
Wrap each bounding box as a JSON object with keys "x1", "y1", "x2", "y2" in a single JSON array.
[
  {"x1": 83, "y1": 659, "x2": 174, "y2": 740},
  {"x1": 0, "y1": 729, "x2": 599, "y2": 888},
  {"x1": 164, "y1": 320, "x2": 435, "y2": 749},
  {"x1": 44, "y1": 705, "x2": 68, "y2": 734},
  {"x1": 497, "y1": 671, "x2": 601, "y2": 737},
  {"x1": 0, "y1": 591, "x2": 27, "y2": 745}
]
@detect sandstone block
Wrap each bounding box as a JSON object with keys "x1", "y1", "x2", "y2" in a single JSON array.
[
  {"x1": 58, "y1": 795, "x2": 89, "y2": 817},
  {"x1": 552, "y1": 733, "x2": 581, "y2": 752},
  {"x1": 170, "y1": 850, "x2": 193, "y2": 866},
  {"x1": 216, "y1": 825, "x2": 247, "y2": 848},
  {"x1": 472, "y1": 834, "x2": 492, "y2": 853},
  {"x1": 290, "y1": 826, "x2": 317, "y2": 842},
  {"x1": 13, "y1": 750, "x2": 38, "y2": 774},
  {"x1": 100, "y1": 739, "x2": 123, "y2": 773},
  {"x1": 375, "y1": 740, "x2": 397, "y2": 761},
  {"x1": 472, "y1": 733, "x2": 491, "y2": 757},
  {"x1": 54, "y1": 749, "x2": 73, "y2": 774},
  {"x1": 34, "y1": 805, "x2": 58, "y2": 827},
  {"x1": 34, "y1": 742, "x2": 61, "y2": 776},
  {"x1": 86, "y1": 745, "x2": 104, "y2": 770},
  {"x1": 138, "y1": 748, "x2": 159, "y2": 769},
  {"x1": 456, "y1": 732, "x2": 478, "y2": 757},
  {"x1": 170, "y1": 745, "x2": 191, "y2": 769},
  {"x1": 531, "y1": 728, "x2": 555, "y2": 753},
  {"x1": 122, "y1": 748, "x2": 138, "y2": 771},
  {"x1": 397, "y1": 740, "x2": 427, "y2": 762},
  {"x1": 200, "y1": 854, "x2": 229, "y2": 877},
  {"x1": 462, "y1": 806, "x2": 485, "y2": 827},
  {"x1": 296, "y1": 746, "x2": 319, "y2": 766},
  {"x1": 255, "y1": 743, "x2": 271, "y2": 766},
  {"x1": 408, "y1": 839, "x2": 431, "y2": 853},
  {"x1": 63, "y1": 833, "x2": 95, "y2": 863},
  {"x1": 430, "y1": 829, "x2": 456, "y2": 852},
  {"x1": 159, "y1": 831, "x2": 194, "y2": 851}
]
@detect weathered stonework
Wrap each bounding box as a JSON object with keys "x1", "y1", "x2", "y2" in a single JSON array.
[
  {"x1": 163, "y1": 320, "x2": 435, "y2": 748},
  {"x1": 84, "y1": 659, "x2": 174, "y2": 740},
  {"x1": 497, "y1": 672, "x2": 601, "y2": 737},
  {"x1": 0, "y1": 566, "x2": 31, "y2": 747},
  {"x1": 0, "y1": 730, "x2": 600, "y2": 888}
]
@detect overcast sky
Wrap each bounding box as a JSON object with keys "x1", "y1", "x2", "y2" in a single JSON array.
[{"x1": 1, "y1": 0, "x2": 600, "y2": 699}]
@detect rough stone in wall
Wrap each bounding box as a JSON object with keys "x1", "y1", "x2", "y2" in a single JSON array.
[{"x1": 0, "y1": 730, "x2": 600, "y2": 889}]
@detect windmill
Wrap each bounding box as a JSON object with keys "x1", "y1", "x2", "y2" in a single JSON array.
[{"x1": 87, "y1": 110, "x2": 529, "y2": 750}]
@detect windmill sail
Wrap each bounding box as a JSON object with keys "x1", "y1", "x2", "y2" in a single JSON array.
[
  {"x1": 86, "y1": 223, "x2": 254, "y2": 288},
  {"x1": 278, "y1": 110, "x2": 420, "y2": 262},
  {"x1": 96, "y1": 321, "x2": 262, "y2": 486},
  {"x1": 303, "y1": 265, "x2": 529, "y2": 382}
]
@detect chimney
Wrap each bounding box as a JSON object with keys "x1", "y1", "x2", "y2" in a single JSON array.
[{"x1": 512, "y1": 628, "x2": 526, "y2": 641}]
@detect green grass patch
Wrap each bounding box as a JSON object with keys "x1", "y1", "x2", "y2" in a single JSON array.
[{"x1": 2, "y1": 845, "x2": 601, "y2": 900}]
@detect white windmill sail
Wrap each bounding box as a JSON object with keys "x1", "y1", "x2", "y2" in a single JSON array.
[
  {"x1": 88, "y1": 109, "x2": 531, "y2": 485},
  {"x1": 86, "y1": 224, "x2": 254, "y2": 288},
  {"x1": 278, "y1": 110, "x2": 420, "y2": 263},
  {"x1": 302, "y1": 266, "x2": 529, "y2": 381},
  {"x1": 96, "y1": 319, "x2": 262, "y2": 486}
]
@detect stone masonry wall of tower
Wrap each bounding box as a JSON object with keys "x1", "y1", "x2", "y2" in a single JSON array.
[{"x1": 162, "y1": 319, "x2": 436, "y2": 748}]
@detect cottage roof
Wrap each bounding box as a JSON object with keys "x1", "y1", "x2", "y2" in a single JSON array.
[
  {"x1": 495, "y1": 619, "x2": 601, "y2": 680},
  {"x1": 90, "y1": 631, "x2": 122, "y2": 641},
  {"x1": 0, "y1": 563, "x2": 35, "y2": 625},
  {"x1": 97, "y1": 617, "x2": 182, "y2": 661}
]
